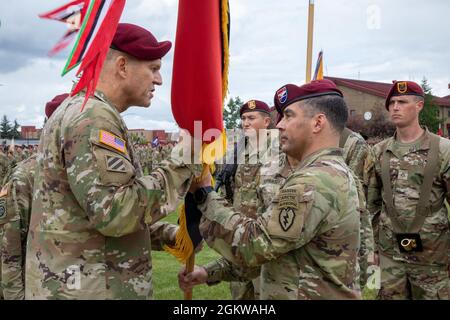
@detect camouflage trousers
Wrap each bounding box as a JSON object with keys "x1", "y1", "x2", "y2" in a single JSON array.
[
  {"x1": 230, "y1": 276, "x2": 261, "y2": 300},
  {"x1": 377, "y1": 253, "x2": 449, "y2": 300}
]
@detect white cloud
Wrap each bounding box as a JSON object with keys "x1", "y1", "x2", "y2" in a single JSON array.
[{"x1": 0, "y1": 0, "x2": 449, "y2": 132}]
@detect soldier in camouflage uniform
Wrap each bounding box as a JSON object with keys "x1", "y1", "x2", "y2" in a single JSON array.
[
  {"x1": 0, "y1": 155, "x2": 37, "y2": 299},
  {"x1": 25, "y1": 23, "x2": 198, "y2": 300},
  {"x1": 367, "y1": 81, "x2": 450, "y2": 300},
  {"x1": 181, "y1": 80, "x2": 362, "y2": 299},
  {"x1": 340, "y1": 128, "x2": 376, "y2": 288},
  {"x1": 203, "y1": 100, "x2": 278, "y2": 300},
  {"x1": 0, "y1": 150, "x2": 10, "y2": 186},
  {"x1": 0, "y1": 93, "x2": 69, "y2": 300}
]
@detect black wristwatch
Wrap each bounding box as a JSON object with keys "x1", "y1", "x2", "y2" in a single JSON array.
[{"x1": 193, "y1": 186, "x2": 213, "y2": 205}]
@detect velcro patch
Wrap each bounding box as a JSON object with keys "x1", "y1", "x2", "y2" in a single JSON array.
[
  {"x1": 267, "y1": 186, "x2": 313, "y2": 239},
  {"x1": 0, "y1": 199, "x2": 6, "y2": 219},
  {"x1": 99, "y1": 130, "x2": 126, "y2": 154},
  {"x1": 106, "y1": 155, "x2": 127, "y2": 173}
]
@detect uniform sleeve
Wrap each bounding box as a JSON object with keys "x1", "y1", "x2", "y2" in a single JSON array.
[
  {"x1": 204, "y1": 257, "x2": 260, "y2": 285},
  {"x1": 198, "y1": 178, "x2": 318, "y2": 268},
  {"x1": 1, "y1": 180, "x2": 28, "y2": 300},
  {"x1": 63, "y1": 106, "x2": 195, "y2": 238},
  {"x1": 346, "y1": 137, "x2": 370, "y2": 191},
  {"x1": 366, "y1": 146, "x2": 382, "y2": 247},
  {"x1": 352, "y1": 174, "x2": 375, "y2": 288},
  {"x1": 149, "y1": 221, "x2": 179, "y2": 251}
]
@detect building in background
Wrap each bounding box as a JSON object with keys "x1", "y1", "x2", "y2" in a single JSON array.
[{"x1": 325, "y1": 76, "x2": 450, "y2": 135}]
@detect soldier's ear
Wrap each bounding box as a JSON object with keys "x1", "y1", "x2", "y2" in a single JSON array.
[
  {"x1": 312, "y1": 113, "x2": 326, "y2": 134},
  {"x1": 115, "y1": 55, "x2": 129, "y2": 79},
  {"x1": 416, "y1": 99, "x2": 424, "y2": 113}
]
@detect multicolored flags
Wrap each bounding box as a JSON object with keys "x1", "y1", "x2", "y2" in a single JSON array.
[
  {"x1": 39, "y1": 0, "x2": 86, "y2": 56},
  {"x1": 313, "y1": 50, "x2": 324, "y2": 81},
  {"x1": 171, "y1": 0, "x2": 229, "y2": 164},
  {"x1": 40, "y1": 0, "x2": 126, "y2": 109}
]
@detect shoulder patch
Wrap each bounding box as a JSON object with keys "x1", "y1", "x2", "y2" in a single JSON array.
[
  {"x1": 105, "y1": 155, "x2": 127, "y2": 173},
  {"x1": 267, "y1": 184, "x2": 315, "y2": 239},
  {"x1": 0, "y1": 198, "x2": 6, "y2": 219},
  {"x1": 99, "y1": 130, "x2": 126, "y2": 154}
]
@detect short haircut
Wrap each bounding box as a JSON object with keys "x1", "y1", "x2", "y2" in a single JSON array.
[
  {"x1": 301, "y1": 95, "x2": 348, "y2": 132},
  {"x1": 414, "y1": 96, "x2": 425, "y2": 103}
]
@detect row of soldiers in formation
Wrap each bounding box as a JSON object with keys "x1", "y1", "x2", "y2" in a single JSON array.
[
  {"x1": 0, "y1": 22, "x2": 449, "y2": 300},
  {"x1": 0, "y1": 145, "x2": 38, "y2": 186},
  {"x1": 135, "y1": 143, "x2": 174, "y2": 174}
]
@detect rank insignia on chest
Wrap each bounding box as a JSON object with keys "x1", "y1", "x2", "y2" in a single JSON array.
[
  {"x1": 396, "y1": 233, "x2": 423, "y2": 253},
  {"x1": 398, "y1": 169, "x2": 408, "y2": 180},
  {"x1": 106, "y1": 155, "x2": 127, "y2": 172},
  {"x1": 99, "y1": 130, "x2": 127, "y2": 154},
  {"x1": 0, "y1": 199, "x2": 6, "y2": 219}
]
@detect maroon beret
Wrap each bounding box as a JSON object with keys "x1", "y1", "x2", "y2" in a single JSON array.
[
  {"x1": 45, "y1": 93, "x2": 69, "y2": 118},
  {"x1": 274, "y1": 79, "x2": 343, "y2": 115},
  {"x1": 111, "y1": 23, "x2": 172, "y2": 61},
  {"x1": 240, "y1": 100, "x2": 271, "y2": 117},
  {"x1": 385, "y1": 80, "x2": 424, "y2": 110}
]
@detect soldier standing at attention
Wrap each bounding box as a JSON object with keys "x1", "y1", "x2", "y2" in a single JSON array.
[
  {"x1": 25, "y1": 23, "x2": 198, "y2": 300},
  {"x1": 368, "y1": 81, "x2": 450, "y2": 300},
  {"x1": 181, "y1": 79, "x2": 362, "y2": 299}
]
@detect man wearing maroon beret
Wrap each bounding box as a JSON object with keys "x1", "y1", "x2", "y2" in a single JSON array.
[
  {"x1": 367, "y1": 80, "x2": 450, "y2": 300},
  {"x1": 26, "y1": 23, "x2": 199, "y2": 300},
  {"x1": 187, "y1": 99, "x2": 281, "y2": 300},
  {"x1": 182, "y1": 79, "x2": 363, "y2": 299}
]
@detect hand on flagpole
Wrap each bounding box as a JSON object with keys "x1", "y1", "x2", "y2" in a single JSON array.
[{"x1": 178, "y1": 265, "x2": 208, "y2": 291}]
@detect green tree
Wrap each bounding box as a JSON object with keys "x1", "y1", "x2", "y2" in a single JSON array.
[
  {"x1": 419, "y1": 77, "x2": 441, "y2": 133},
  {"x1": 223, "y1": 96, "x2": 243, "y2": 129},
  {"x1": 12, "y1": 119, "x2": 21, "y2": 139},
  {"x1": 0, "y1": 115, "x2": 12, "y2": 139}
]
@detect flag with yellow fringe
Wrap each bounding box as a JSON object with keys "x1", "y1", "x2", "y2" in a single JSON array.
[{"x1": 168, "y1": 0, "x2": 230, "y2": 299}]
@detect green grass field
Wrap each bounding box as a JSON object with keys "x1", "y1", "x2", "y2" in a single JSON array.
[{"x1": 153, "y1": 213, "x2": 231, "y2": 300}]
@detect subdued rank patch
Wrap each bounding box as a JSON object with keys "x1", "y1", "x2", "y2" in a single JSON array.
[
  {"x1": 106, "y1": 155, "x2": 127, "y2": 173},
  {"x1": 398, "y1": 169, "x2": 408, "y2": 180},
  {"x1": 0, "y1": 198, "x2": 6, "y2": 219}
]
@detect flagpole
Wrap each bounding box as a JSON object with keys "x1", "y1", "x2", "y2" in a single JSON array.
[
  {"x1": 305, "y1": 0, "x2": 315, "y2": 83},
  {"x1": 184, "y1": 254, "x2": 195, "y2": 300}
]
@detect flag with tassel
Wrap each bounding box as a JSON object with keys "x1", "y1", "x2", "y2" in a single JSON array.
[{"x1": 169, "y1": 0, "x2": 230, "y2": 300}]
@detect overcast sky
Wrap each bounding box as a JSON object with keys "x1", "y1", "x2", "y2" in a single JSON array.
[{"x1": 0, "y1": 0, "x2": 449, "y2": 131}]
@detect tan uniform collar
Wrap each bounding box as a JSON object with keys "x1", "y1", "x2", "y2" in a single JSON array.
[
  {"x1": 387, "y1": 127, "x2": 432, "y2": 153},
  {"x1": 297, "y1": 147, "x2": 343, "y2": 170}
]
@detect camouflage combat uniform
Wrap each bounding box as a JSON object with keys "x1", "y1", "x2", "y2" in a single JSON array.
[
  {"x1": 341, "y1": 129, "x2": 376, "y2": 287},
  {"x1": 0, "y1": 151, "x2": 10, "y2": 186},
  {"x1": 368, "y1": 128, "x2": 450, "y2": 299},
  {"x1": 25, "y1": 91, "x2": 197, "y2": 300},
  {"x1": 0, "y1": 155, "x2": 37, "y2": 299},
  {"x1": 206, "y1": 134, "x2": 281, "y2": 299},
  {"x1": 199, "y1": 148, "x2": 361, "y2": 300}
]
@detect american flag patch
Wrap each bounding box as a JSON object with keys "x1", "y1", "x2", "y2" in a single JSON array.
[{"x1": 99, "y1": 130, "x2": 126, "y2": 154}]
